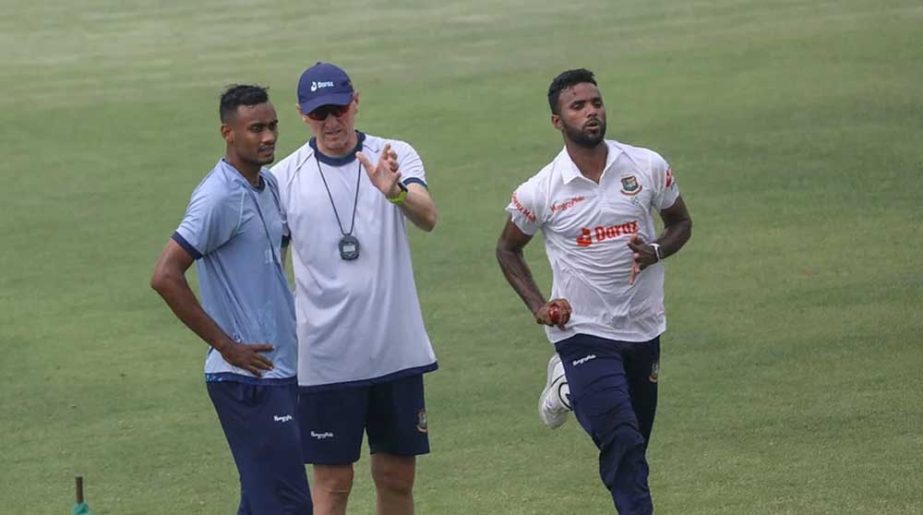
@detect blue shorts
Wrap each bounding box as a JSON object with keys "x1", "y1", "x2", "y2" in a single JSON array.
[
  {"x1": 298, "y1": 374, "x2": 430, "y2": 465},
  {"x1": 555, "y1": 334, "x2": 660, "y2": 448},
  {"x1": 207, "y1": 381, "x2": 312, "y2": 515}
]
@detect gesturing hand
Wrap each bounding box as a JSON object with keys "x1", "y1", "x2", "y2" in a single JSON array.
[
  {"x1": 627, "y1": 234, "x2": 659, "y2": 285},
  {"x1": 217, "y1": 341, "x2": 275, "y2": 377},
  {"x1": 356, "y1": 143, "x2": 402, "y2": 199},
  {"x1": 535, "y1": 298, "x2": 572, "y2": 330}
]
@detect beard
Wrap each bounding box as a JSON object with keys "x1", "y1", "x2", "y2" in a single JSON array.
[
  {"x1": 563, "y1": 119, "x2": 606, "y2": 148},
  {"x1": 251, "y1": 145, "x2": 276, "y2": 166},
  {"x1": 234, "y1": 153, "x2": 275, "y2": 170}
]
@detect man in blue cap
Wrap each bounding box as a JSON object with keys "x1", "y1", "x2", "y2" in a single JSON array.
[{"x1": 271, "y1": 63, "x2": 439, "y2": 515}]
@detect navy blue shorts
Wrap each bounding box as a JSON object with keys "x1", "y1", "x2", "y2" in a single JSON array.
[
  {"x1": 207, "y1": 381, "x2": 312, "y2": 515},
  {"x1": 298, "y1": 374, "x2": 430, "y2": 465},
  {"x1": 555, "y1": 334, "x2": 660, "y2": 448}
]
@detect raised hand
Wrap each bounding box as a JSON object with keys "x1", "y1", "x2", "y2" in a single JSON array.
[{"x1": 356, "y1": 143, "x2": 402, "y2": 198}]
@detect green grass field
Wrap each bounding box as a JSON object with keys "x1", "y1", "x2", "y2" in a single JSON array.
[{"x1": 2, "y1": 0, "x2": 922, "y2": 513}]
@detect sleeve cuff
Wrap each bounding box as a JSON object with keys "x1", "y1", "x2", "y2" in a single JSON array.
[
  {"x1": 403, "y1": 177, "x2": 428, "y2": 189},
  {"x1": 172, "y1": 232, "x2": 203, "y2": 260}
]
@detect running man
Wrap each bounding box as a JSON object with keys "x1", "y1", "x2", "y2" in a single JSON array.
[{"x1": 496, "y1": 68, "x2": 692, "y2": 514}]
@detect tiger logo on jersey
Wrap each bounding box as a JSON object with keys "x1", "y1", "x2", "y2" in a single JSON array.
[{"x1": 620, "y1": 175, "x2": 642, "y2": 196}]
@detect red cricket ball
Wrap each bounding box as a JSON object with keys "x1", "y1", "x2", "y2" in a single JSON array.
[{"x1": 548, "y1": 305, "x2": 561, "y2": 325}]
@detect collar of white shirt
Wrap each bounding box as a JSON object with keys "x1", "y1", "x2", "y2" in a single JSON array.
[{"x1": 556, "y1": 140, "x2": 624, "y2": 184}]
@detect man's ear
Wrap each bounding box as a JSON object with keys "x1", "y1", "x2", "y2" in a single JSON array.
[
  {"x1": 551, "y1": 113, "x2": 562, "y2": 131},
  {"x1": 220, "y1": 122, "x2": 233, "y2": 143}
]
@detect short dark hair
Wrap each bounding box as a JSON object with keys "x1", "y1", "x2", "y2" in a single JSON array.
[
  {"x1": 219, "y1": 84, "x2": 270, "y2": 122},
  {"x1": 547, "y1": 69, "x2": 597, "y2": 115}
]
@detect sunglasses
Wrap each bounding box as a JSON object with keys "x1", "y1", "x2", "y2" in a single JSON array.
[{"x1": 307, "y1": 104, "x2": 350, "y2": 121}]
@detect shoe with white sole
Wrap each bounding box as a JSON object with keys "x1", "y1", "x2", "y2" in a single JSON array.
[{"x1": 539, "y1": 354, "x2": 571, "y2": 429}]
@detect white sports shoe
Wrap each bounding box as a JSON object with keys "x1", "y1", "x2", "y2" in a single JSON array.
[{"x1": 539, "y1": 354, "x2": 572, "y2": 429}]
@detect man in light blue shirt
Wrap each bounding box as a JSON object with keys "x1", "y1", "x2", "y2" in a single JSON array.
[{"x1": 151, "y1": 84, "x2": 312, "y2": 514}]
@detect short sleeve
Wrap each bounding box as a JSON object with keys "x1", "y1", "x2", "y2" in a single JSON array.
[
  {"x1": 505, "y1": 180, "x2": 542, "y2": 235},
  {"x1": 392, "y1": 141, "x2": 427, "y2": 189},
  {"x1": 650, "y1": 151, "x2": 680, "y2": 210},
  {"x1": 173, "y1": 185, "x2": 242, "y2": 259}
]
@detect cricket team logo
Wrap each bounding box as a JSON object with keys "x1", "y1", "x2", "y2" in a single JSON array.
[
  {"x1": 649, "y1": 361, "x2": 660, "y2": 383},
  {"x1": 620, "y1": 175, "x2": 642, "y2": 196},
  {"x1": 416, "y1": 409, "x2": 428, "y2": 433}
]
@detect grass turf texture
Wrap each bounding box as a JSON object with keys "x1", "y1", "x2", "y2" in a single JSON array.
[{"x1": 1, "y1": 0, "x2": 921, "y2": 513}]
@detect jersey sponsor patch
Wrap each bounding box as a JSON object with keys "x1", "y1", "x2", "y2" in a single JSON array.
[
  {"x1": 620, "y1": 175, "x2": 642, "y2": 196},
  {"x1": 550, "y1": 195, "x2": 586, "y2": 214},
  {"x1": 575, "y1": 221, "x2": 639, "y2": 248},
  {"x1": 665, "y1": 168, "x2": 674, "y2": 188},
  {"x1": 510, "y1": 193, "x2": 537, "y2": 223}
]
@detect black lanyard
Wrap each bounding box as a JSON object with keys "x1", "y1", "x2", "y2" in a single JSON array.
[{"x1": 315, "y1": 155, "x2": 362, "y2": 260}]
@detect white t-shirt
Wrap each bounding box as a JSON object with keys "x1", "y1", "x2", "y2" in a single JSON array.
[
  {"x1": 506, "y1": 139, "x2": 680, "y2": 343},
  {"x1": 271, "y1": 132, "x2": 437, "y2": 390}
]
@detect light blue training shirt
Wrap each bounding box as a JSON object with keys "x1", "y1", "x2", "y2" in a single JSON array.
[{"x1": 172, "y1": 158, "x2": 297, "y2": 384}]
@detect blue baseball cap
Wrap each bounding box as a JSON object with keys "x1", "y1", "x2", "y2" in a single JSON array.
[{"x1": 297, "y1": 62, "x2": 354, "y2": 115}]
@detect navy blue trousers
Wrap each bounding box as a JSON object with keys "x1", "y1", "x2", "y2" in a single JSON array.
[{"x1": 555, "y1": 334, "x2": 660, "y2": 514}]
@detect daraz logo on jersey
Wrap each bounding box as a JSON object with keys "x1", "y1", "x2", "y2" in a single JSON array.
[{"x1": 576, "y1": 220, "x2": 639, "y2": 247}]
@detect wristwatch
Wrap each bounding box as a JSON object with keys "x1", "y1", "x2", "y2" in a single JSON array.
[
  {"x1": 649, "y1": 242, "x2": 663, "y2": 262},
  {"x1": 387, "y1": 182, "x2": 408, "y2": 205}
]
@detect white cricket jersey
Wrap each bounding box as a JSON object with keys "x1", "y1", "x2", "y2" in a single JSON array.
[
  {"x1": 506, "y1": 139, "x2": 680, "y2": 343},
  {"x1": 271, "y1": 132, "x2": 437, "y2": 390}
]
